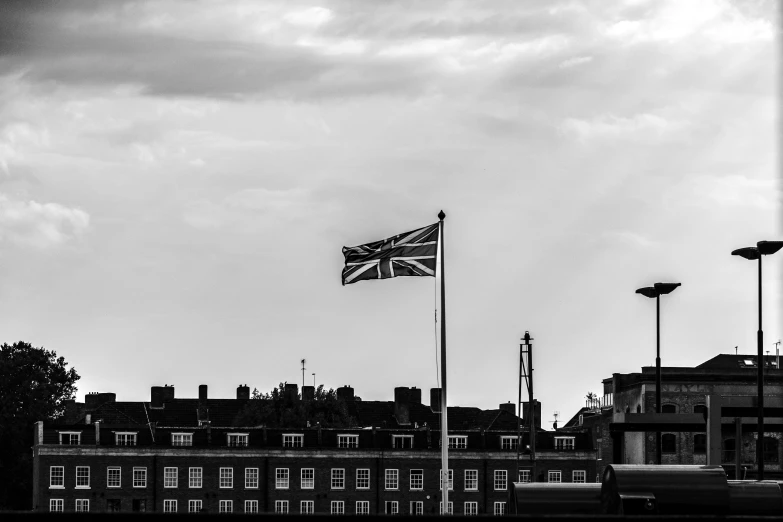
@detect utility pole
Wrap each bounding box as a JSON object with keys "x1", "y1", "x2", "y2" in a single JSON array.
[
  {"x1": 301, "y1": 359, "x2": 306, "y2": 390},
  {"x1": 517, "y1": 332, "x2": 534, "y2": 482}
]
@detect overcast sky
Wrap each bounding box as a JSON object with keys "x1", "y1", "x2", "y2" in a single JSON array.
[{"x1": 1, "y1": 0, "x2": 779, "y2": 422}]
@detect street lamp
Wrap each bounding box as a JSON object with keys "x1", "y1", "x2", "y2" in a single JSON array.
[
  {"x1": 636, "y1": 281, "x2": 681, "y2": 465},
  {"x1": 732, "y1": 240, "x2": 783, "y2": 481}
]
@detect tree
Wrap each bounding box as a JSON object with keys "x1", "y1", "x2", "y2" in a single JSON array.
[
  {"x1": 0, "y1": 342, "x2": 80, "y2": 510},
  {"x1": 234, "y1": 383, "x2": 356, "y2": 428}
]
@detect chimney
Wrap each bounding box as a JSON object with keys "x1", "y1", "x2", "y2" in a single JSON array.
[
  {"x1": 237, "y1": 384, "x2": 250, "y2": 400},
  {"x1": 430, "y1": 388, "x2": 442, "y2": 412},
  {"x1": 302, "y1": 386, "x2": 315, "y2": 402},
  {"x1": 150, "y1": 386, "x2": 174, "y2": 408},
  {"x1": 199, "y1": 385, "x2": 208, "y2": 401},
  {"x1": 499, "y1": 402, "x2": 516, "y2": 415},
  {"x1": 198, "y1": 384, "x2": 209, "y2": 423},
  {"x1": 522, "y1": 400, "x2": 541, "y2": 429},
  {"x1": 162, "y1": 385, "x2": 175, "y2": 403},
  {"x1": 336, "y1": 385, "x2": 354, "y2": 402},
  {"x1": 284, "y1": 383, "x2": 298, "y2": 403},
  {"x1": 85, "y1": 392, "x2": 115, "y2": 412},
  {"x1": 410, "y1": 387, "x2": 422, "y2": 404},
  {"x1": 394, "y1": 387, "x2": 412, "y2": 425}
]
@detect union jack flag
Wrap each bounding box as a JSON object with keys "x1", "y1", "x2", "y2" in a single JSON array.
[{"x1": 342, "y1": 222, "x2": 439, "y2": 285}]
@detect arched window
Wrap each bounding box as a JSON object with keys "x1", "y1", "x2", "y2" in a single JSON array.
[
  {"x1": 722, "y1": 438, "x2": 736, "y2": 463},
  {"x1": 763, "y1": 437, "x2": 778, "y2": 463},
  {"x1": 693, "y1": 404, "x2": 707, "y2": 419},
  {"x1": 693, "y1": 434, "x2": 706, "y2": 454},
  {"x1": 661, "y1": 434, "x2": 676, "y2": 453},
  {"x1": 661, "y1": 404, "x2": 677, "y2": 414}
]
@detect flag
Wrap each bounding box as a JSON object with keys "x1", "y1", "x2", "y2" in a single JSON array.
[{"x1": 342, "y1": 222, "x2": 439, "y2": 285}]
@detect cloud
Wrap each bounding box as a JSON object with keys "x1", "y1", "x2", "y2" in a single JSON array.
[
  {"x1": 679, "y1": 175, "x2": 780, "y2": 211},
  {"x1": 0, "y1": 192, "x2": 90, "y2": 248},
  {"x1": 558, "y1": 55, "x2": 592, "y2": 68},
  {"x1": 558, "y1": 113, "x2": 689, "y2": 142},
  {"x1": 599, "y1": 230, "x2": 657, "y2": 250}
]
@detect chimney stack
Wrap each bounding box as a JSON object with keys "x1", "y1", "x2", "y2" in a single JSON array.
[
  {"x1": 198, "y1": 384, "x2": 209, "y2": 423},
  {"x1": 499, "y1": 402, "x2": 516, "y2": 415},
  {"x1": 336, "y1": 385, "x2": 355, "y2": 402},
  {"x1": 84, "y1": 392, "x2": 115, "y2": 412},
  {"x1": 302, "y1": 386, "x2": 315, "y2": 401},
  {"x1": 522, "y1": 400, "x2": 541, "y2": 429},
  {"x1": 394, "y1": 387, "x2": 412, "y2": 425},
  {"x1": 410, "y1": 387, "x2": 421, "y2": 404},
  {"x1": 237, "y1": 384, "x2": 250, "y2": 400},
  {"x1": 430, "y1": 388, "x2": 442, "y2": 412},
  {"x1": 151, "y1": 385, "x2": 175, "y2": 409},
  {"x1": 284, "y1": 383, "x2": 299, "y2": 403}
]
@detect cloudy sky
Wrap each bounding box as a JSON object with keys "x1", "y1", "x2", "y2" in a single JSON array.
[{"x1": 1, "y1": 0, "x2": 779, "y2": 421}]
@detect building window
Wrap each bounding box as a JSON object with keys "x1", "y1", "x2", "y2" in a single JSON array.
[
  {"x1": 573, "y1": 470, "x2": 586, "y2": 483},
  {"x1": 276, "y1": 468, "x2": 289, "y2": 489},
  {"x1": 301, "y1": 468, "x2": 314, "y2": 489},
  {"x1": 448, "y1": 435, "x2": 467, "y2": 449},
  {"x1": 723, "y1": 438, "x2": 737, "y2": 463},
  {"x1": 337, "y1": 434, "x2": 359, "y2": 448},
  {"x1": 171, "y1": 433, "x2": 192, "y2": 446},
  {"x1": 331, "y1": 468, "x2": 345, "y2": 490},
  {"x1": 163, "y1": 500, "x2": 177, "y2": 513},
  {"x1": 59, "y1": 432, "x2": 81, "y2": 445},
  {"x1": 275, "y1": 500, "x2": 289, "y2": 514},
  {"x1": 106, "y1": 499, "x2": 121, "y2": 512},
  {"x1": 76, "y1": 466, "x2": 90, "y2": 488},
  {"x1": 164, "y1": 467, "x2": 178, "y2": 488},
  {"x1": 356, "y1": 468, "x2": 370, "y2": 489},
  {"x1": 465, "y1": 469, "x2": 478, "y2": 491},
  {"x1": 548, "y1": 470, "x2": 561, "y2": 483},
  {"x1": 331, "y1": 501, "x2": 345, "y2": 515},
  {"x1": 440, "y1": 469, "x2": 454, "y2": 490},
  {"x1": 283, "y1": 433, "x2": 304, "y2": 448},
  {"x1": 245, "y1": 467, "x2": 259, "y2": 489},
  {"x1": 219, "y1": 467, "x2": 233, "y2": 489},
  {"x1": 410, "y1": 501, "x2": 424, "y2": 515},
  {"x1": 440, "y1": 501, "x2": 454, "y2": 515},
  {"x1": 133, "y1": 499, "x2": 146, "y2": 512},
  {"x1": 133, "y1": 467, "x2": 146, "y2": 488},
  {"x1": 356, "y1": 501, "x2": 370, "y2": 515},
  {"x1": 554, "y1": 437, "x2": 575, "y2": 450},
  {"x1": 219, "y1": 500, "x2": 232, "y2": 513},
  {"x1": 188, "y1": 467, "x2": 202, "y2": 488},
  {"x1": 494, "y1": 470, "x2": 507, "y2": 491},
  {"x1": 227, "y1": 433, "x2": 248, "y2": 447},
  {"x1": 385, "y1": 501, "x2": 399, "y2": 515},
  {"x1": 464, "y1": 501, "x2": 478, "y2": 515},
  {"x1": 300, "y1": 500, "x2": 314, "y2": 514},
  {"x1": 661, "y1": 404, "x2": 677, "y2": 413},
  {"x1": 763, "y1": 437, "x2": 778, "y2": 463},
  {"x1": 392, "y1": 434, "x2": 414, "y2": 448},
  {"x1": 115, "y1": 432, "x2": 137, "y2": 446},
  {"x1": 188, "y1": 500, "x2": 202, "y2": 513},
  {"x1": 519, "y1": 470, "x2": 531, "y2": 483},
  {"x1": 410, "y1": 469, "x2": 423, "y2": 490},
  {"x1": 500, "y1": 436, "x2": 518, "y2": 450},
  {"x1": 245, "y1": 500, "x2": 258, "y2": 513},
  {"x1": 50, "y1": 499, "x2": 64, "y2": 512},
  {"x1": 75, "y1": 499, "x2": 90, "y2": 512},
  {"x1": 50, "y1": 466, "x2": 64, "y2": 488},
  {"x1": 662, "y1": 433, "x2": 677, "y2": 453},
  {"x1": 107, "y1": 467, "x2": 121, "y2": 488},
  {"x1": 385, "y1": 469, "x2": 399, "y2": 490},
  {"x1": 693, "y1": 404, "x2": 707, "y2": 418},
  {"x1": 694, "y1": 434, "x2": 707, "y2": 454},
  {"x1": 494, "y1": 502, "x2": 506, "y2": 516}
]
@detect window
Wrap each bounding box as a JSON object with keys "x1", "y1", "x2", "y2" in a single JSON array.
[
  {"x1": 275, "y1": 500, "x2": 289, "y2": 514},
  {"x1": 219, "y1": 500, "x2": 232, "y2": 513},
  {"x1": 227, "y1": 433, "x2": 248, "y2": 447},
  {"x1": 723, "y1": 438, "x2": 737, "y2": 463},
  {"x1": 519, "y1": 470, "x2": 531, "y2": 483},
  {"x1": 494, "y1": 470, "x2": 507, "y2": 491},
  {"x1": 763, "y1": 437, "x2": 778, "y2": 463},
  {"x1": 106, "y1": 499, "x2": 121, "y2": 512},
  {"x1": 276, "y1": 468, "x2": 289, "y2": 489},
  {"x1": 693, "y1": 404, "x2": 707, "y2": 418},
  {"x1": 76, "y1": 466, "x2": 90, "y2": 488},
  {"x1": 133, "y1": 467, "x2": 147, "y2": 488},
  {"x1": 440, "y1": 469, "x2": 454, "y2": 490},
  {"x1": 300, "y1": 500, "x2": 314, "y2": 514},
  {"x1": 554, "y1": 437, "x2": 575, "y2": 450},
  {"x1": 464, "y1": 501, "x2": 478, "y2": 515},
  {"x1": 50, "y1": 466, "x2": 64, "y2": 488},
  {"x1": 465, "y1": 469, "x2": 478, "y2": 491},
  {"x1": 337, "y1": 434, "x2": 359, "y2": 448},
  {"x1": 410, "y1": 501, "x2": 423, "y2": 515},
  {"x1": 661, "y1": 404, "x2": 677, "y2": 414},
  {"x1": 392, "y1": 434, "x2": 414, "y2": 448},
  {"x1": 448, "y1": 435, "x2": 467, "y2": 449},
  {"x1": 245, "y1": 500, "x2": 258, "y2": 513},
  {"x1": 572, "y1": 470, "x2": 586, "y2": 483},
  {"x1": 60, "y1": 432, "x2": 80, "y2": 445},
  {"x1": 164, "y1": 467, "x2": 178, "y2": 488},
  {"x1": 50, "y1": 499, "x2": 64, "y2": 512},
  {"x1": 171, "y1": 433, "x2": 192, "y2": 446},
  {"x1": 115, "y1": 432, "x2": 137, "y2": 446},
  {"x1": 385, "y1": 469, "x2": 399, "y2": 490},
  {"x1": 356, "y1": 501, "x2": 370, "y2": 515},
  {"x1": 301, "y1": 468, "x2": 314, "y2": 489},
  {"x1": 163, "y1": 500, "x2": 177, "y2": 513},
  {"x1": 694, "y1": 434, "x2": 707, "y2": 454},
  {"x1": 189, "y1": 467, "x2": 202, "y2": 488},
  {"x1": 188, "y1": 500, "x2": 202, "y2": 513},
  {"x1": 662, "y1": 433, "x2": 677, "y2": 453},
  {"x1": 494, "y1": 502, "x2": 506, "y2": 516},
  {"x1": 331, "y1": 501, "x2": 344, "y2": 515},
  {"x1": 133, "y1": 499, "x2": 147, "y2": 512},
  {"x1": 356, "y1": 468, "x2": 370, "y2": 489},
  {"x1": 385, "y1": 501, "x2": 399, "y2": 515},
  {"x1": 75, "y1": 499, "x2": 90, "y2": 512},
  {"x1": 283, "y1": 433, "x2": 304, "y2": 448},
  {"x1": 107, "y1": 467, "x2": 121, "y2": 488},
  {"x1": 219, "y1": 467, "x2": 233, "y2": 489},
  {"x1": 410, "y1": 469, "x2": 423, "y2": 490},
  {"x1": 548, "y1": 470, "x2": 561, "y2": 483},
  {"x1": 439, "y1": 502, "x2": 453, "y2": 515},
  {"x1": 500, "y1": 436, "x2": 518, "y2": 450},
  {"x1": 245, "y1": 467, "x2": 259, "y2": 489},
  {"x1": 331, "y1": 468, "x2": 345, "y2": 489}
]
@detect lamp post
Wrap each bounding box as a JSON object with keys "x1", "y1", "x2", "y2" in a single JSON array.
[
  {"x1": 732, "y1": 240, "x2": 783, "y2": 481},
  {"x1": 636, "y1": 282, "x2": 681, "y2": 465}
]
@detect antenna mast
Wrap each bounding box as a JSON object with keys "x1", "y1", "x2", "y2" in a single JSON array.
[{"x1": 301, "y1": 359, "x2": 306, "y2": 390}]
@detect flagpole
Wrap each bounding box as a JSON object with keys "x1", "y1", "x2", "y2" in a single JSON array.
[{"x1": 438, "y1": 210, "x2": 449, "y2": 514}]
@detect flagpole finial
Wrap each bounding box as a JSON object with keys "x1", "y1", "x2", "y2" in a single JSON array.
[{"x1": 438, "y1": 210, "x2": 445, "y2": 220}]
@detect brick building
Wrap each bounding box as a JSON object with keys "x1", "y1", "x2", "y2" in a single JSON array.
[{"x1": 33, "y1": 383, "x2": 596, "y2": 514}]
